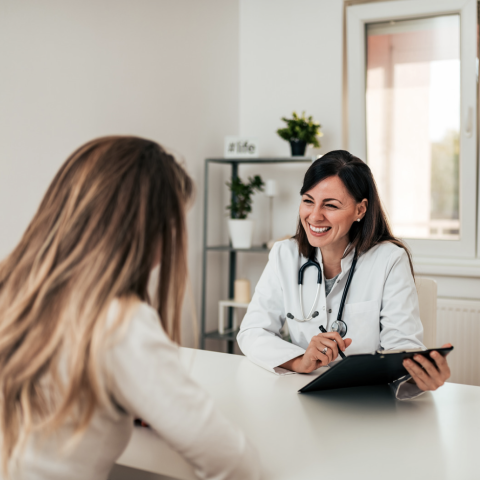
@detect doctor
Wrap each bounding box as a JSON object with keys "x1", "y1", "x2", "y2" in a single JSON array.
[{"x1": 237, "y1": 150, "x2": 451, "y2": 399}]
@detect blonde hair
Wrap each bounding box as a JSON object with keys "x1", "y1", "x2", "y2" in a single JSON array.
[{"x1": 0, "y1": 136, "x2": 193, "y2": 472}]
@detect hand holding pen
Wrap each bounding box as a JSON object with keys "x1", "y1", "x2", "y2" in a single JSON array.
[
  {"x1": 281, "y1": 324, "x2": 351, "y2": 373},
  {"x1": 319, "y1": 325, "x2": 347, "y2": 360}
]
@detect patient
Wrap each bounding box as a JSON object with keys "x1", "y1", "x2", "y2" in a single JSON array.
[{"x1": 0, "y1": 136, "x2": 260, "y2": 480}]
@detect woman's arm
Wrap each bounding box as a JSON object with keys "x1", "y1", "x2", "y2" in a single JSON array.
[
  {"x1": 103, "y1": 303, "x2": 261, "y2": 480},
  {"x1": 380, "y1": 248, "x2": 424, "y2": 351},
  {"x1": 237, "y1": 243, "x2": 306, "y2": 373},
  {"x1": 380, "y1": 248, "x2": 451, "y2": 398}
]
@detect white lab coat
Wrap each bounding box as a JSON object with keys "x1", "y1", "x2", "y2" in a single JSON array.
[{"x1": 237, "y1": 239, "x2": 425, "y2": 399}]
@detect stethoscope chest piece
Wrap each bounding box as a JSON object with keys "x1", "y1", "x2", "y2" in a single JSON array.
[{"x1": 331, "y1": 320, "x2": 347, "y2": 338}]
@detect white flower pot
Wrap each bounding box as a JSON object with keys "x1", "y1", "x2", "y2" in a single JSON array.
[{"x1": 228, "y1": 219, "x2": 254, "y2": 249}]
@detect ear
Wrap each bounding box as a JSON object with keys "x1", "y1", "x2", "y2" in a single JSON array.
[{"x1": 356, "y1": 199, "x2": 368, "y2": 220}]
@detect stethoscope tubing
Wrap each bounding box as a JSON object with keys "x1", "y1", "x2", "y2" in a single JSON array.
[
  {"x1": 336, "y1": 255, "x2": 357, "y2": 325},
  {"x1": 298, "y1": 283, "x2": 321, "y2": 321},
  {"x1": 288, "y1": 251, "x2": 358, "y2": 333}
]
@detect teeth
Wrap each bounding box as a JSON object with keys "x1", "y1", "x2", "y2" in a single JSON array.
[{"x1": 310, "y1": 225, "x2": 330, "y2": 233}]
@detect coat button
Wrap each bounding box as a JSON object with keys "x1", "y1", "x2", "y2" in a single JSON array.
[
  {"x1": 323, "y1": 306, "x2": 325, "y2": 310},
  {"x1": 328, "y1": 309, "x2": 332, "y2": 313}
]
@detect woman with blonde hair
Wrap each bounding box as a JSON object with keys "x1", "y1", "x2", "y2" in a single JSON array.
[{"x1": 0, "y1": 136, "x2": 260, "y2": 480}]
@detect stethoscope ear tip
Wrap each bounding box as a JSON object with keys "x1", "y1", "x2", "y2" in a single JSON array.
[{"x1": 286, "y1": 313, "x2": 294, "y2": 319}]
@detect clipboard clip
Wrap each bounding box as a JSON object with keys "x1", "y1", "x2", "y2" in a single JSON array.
[{"x1": 376, "y1": 348, "x2": 425, "y2": 355}]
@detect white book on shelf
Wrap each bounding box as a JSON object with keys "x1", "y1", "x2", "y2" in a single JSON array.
[{"x1": 218, "y1": 300, "x2": 250, "y2": 334}]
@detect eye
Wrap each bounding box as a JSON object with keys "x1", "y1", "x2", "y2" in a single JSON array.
[
  {"x1": 302, "y1": 198, "x2": 313, "y2": 204},
  {"x1": 325, "y1": 203, "x2": 338, "y2": 209}
]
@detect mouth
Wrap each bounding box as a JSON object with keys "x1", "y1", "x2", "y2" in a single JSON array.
[{"x1": 308, "y1": 224, "x2": 332, "y2": 236}]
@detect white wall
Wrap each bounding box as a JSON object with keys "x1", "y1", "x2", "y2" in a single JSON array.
[
  {"x1": 229, "y1": 0, "x2": 345, "y2": 305},
  {"x1": 239, "y1": 0, "x2": 344, "y2": 155},
  {"x1": 0, "y1": 0, "x2": 240, "y2": 347}
]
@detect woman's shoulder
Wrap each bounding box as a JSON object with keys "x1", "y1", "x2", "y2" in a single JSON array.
[
  {"x1": 270, "y1": 237, "x2": 299, "y2": 257},
  {"x1": 363, "y1": 241, "x2": 409, "y2": 264},
  {"x1": 105, "y1": 298, "x2": 170, "y2": 347},
  {"x1": 107, "y1": 297, "x2": 158, "y2": 324},
  {"x1": 265, "y1": 238, "x2": 302, "y2": 276}
]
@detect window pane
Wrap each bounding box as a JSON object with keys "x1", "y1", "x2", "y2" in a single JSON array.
[{"x1": 366, "y1": 15, "x2": 460, "y2": 240}]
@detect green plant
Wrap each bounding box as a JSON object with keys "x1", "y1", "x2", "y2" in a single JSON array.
[
  {"x1": 276, "y1": 111, "x2": 323, "y2": 147},
  {"x1": 226, "y1": 175, "x2": 265, "y2": 219}
]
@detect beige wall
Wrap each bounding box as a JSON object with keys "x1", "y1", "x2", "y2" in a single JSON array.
[{"x1": 0, "y1": 0, "x2": 240, "y2": 347}]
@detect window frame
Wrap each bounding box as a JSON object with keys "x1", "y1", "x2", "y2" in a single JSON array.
[{"x1": 346, "y1": 0, "x2": 478, "y2": 260}]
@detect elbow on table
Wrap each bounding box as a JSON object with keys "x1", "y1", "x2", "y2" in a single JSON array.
[{"x1": 236, "y1": 326, "x2": 264, "y2": 358}]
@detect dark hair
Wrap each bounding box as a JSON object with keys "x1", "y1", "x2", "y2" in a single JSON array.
[{"x1": 295, "y1": 150, "x2": 413, "y2": 274}]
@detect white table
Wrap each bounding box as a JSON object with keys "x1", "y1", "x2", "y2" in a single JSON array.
[{"x1": 117, "y1": 348, "x2": 480, "y2": 480}]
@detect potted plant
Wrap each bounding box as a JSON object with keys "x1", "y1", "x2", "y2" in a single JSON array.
[
  {"x1": 226, "y1": 175, "x2": 265, "y2": 248},
  {"x1": 276, "y1": 111, "x2": 323, "y2": 156}
]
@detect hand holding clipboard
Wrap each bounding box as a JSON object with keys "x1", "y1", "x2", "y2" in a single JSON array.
[
  {"x1": 402, "y1": 343, "x2": 453, "y2": 392},
  {"x1": 299, "y1": 344, "x2": 454, "y2": 393}
]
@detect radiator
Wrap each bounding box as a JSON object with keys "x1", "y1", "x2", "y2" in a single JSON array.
[{"x1": 437, "y1": 298, "x2": 480, "y2": 387}]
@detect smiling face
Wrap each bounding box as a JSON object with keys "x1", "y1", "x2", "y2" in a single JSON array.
[{"x1": 299, "y1": 175, "x2": 368, "y2": 251}]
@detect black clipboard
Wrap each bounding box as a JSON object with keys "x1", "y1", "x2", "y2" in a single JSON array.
[{"x1": 298, "y1": 346, "x2": 454, "y2": 393}]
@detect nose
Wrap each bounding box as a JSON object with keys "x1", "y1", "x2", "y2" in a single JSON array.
[{"x1": 309, "y1": 204, "x2": 325, "y2": 222}]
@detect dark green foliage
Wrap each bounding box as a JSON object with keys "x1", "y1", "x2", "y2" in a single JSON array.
[
  {"x1": 226, "y1": 175, "x2": 265, "y2": 219},
  {"x1": 276, "y1": 111, "x2": 322, "y2": 148}
]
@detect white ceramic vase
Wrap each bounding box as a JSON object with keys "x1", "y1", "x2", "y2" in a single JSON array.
[{"x1": 228, "y1": 219, "x2": 254, "y2": 249}]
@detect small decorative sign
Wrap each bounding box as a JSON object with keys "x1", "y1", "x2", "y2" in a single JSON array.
[{"x1": 224, "y1": 136, "x2": 259, "y2": 158}]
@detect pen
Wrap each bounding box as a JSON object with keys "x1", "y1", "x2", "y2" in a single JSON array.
[{"x1": 319, "y1": 325, "x2": 346, "y2": 359}]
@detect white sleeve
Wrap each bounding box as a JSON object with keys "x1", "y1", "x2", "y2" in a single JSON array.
[
  {"x1": 380, "y1": 249, "x2": 425, "y2": 351},
  {"x1": 237, "y1": 243, "x2": 305, "y2": 373},
  {"x1": 390, "y1": 375, "x2": 424, "y2": 400},
  {"x1": 103, "y1": 303, "x2": 261, "y2": 480},
  {"x1": 380, "y1": 248, "x2": 425, "y2": 400}
]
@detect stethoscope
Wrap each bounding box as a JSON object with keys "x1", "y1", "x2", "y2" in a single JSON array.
[{"x1": 286, "y1": 252, "x2": 358, "y2": 338}]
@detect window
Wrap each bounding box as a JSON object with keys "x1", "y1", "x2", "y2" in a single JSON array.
[
  {"x1": 347, "y1": 0, "x2": 477, "y2": 259},
  {"x1": 366, "y1": 15, "x2": 460, "y2": 240}
]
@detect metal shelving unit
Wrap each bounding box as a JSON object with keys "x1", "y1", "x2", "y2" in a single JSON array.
[{"x1": 200, "y1": 157, "x2": 313, "y2": 353}]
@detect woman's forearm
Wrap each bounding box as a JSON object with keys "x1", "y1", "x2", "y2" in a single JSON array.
[{"x1": 279, "y1": 355, "x2": 303, "y2": 372}]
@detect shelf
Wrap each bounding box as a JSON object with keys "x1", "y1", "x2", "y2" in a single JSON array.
[
  {"x1": 219, "y1": 299, "x2": 250, "y2": 308},
  {"x1": 206, "y1": 157, "x2": 315, "y2": 165},
  {"x1": 201, "y1": 156, "x2": 308, "y2": 351},
  {"x1": 206, "y1": 245, "x2": 269, "y2": 253},
  {"x1": 204, "y1": 328, "x2": 240, "y2": 342}
]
